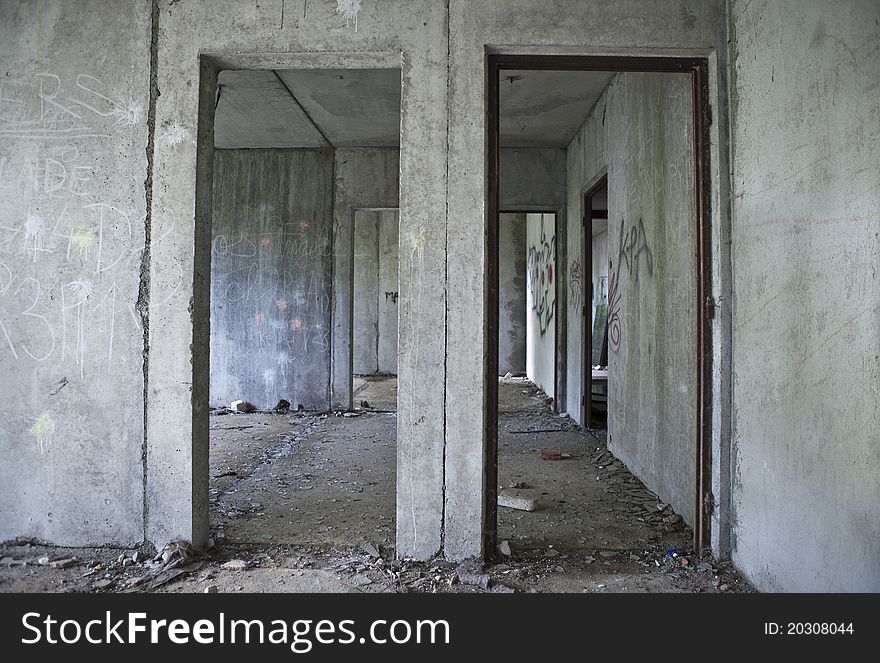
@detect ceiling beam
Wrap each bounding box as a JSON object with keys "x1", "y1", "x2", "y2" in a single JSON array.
[{"x1": 272, "y1": 70, "x2": 334, "y2": 148}]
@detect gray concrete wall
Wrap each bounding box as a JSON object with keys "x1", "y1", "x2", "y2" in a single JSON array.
[
  {"x1": 500, "y1": 148, "x2": 566, "y2": 210},
  {"x1": 0, "y1": 0, "x2": 151, "y2": 546},
  {"x1": 352, "y1": 211, "x2": 380, "y2": 375},
  {"x1": 353, "y1": 209, "x2": 399, "y2": 375},
  {"x1": 565, "y1": 92, "x2": 608, "y2": 423},
  {"x1": 377, "y1": 210, "x2": 399, "y2": 374},
  {"x1": 210, "y1": 149, "x2": 333, "y2": 411},
  {"x1": 499, "y1": 213, "x2": 526, "y2": 375},
  {"x1": 1, "y1": 0, "x2": 729, "y2": 563},
  {"x1": 605, "y1": 72, "x2": 697, "y2": 526},
  {"x1": 729, "y1": 0, "x2": 880, "y2": 591},
  {"x1": 525, "y1": 213, "x2": 556, "y2": 398},
  {"x1": 332, "y1": 149, "x2": 399, "y2": 406}
]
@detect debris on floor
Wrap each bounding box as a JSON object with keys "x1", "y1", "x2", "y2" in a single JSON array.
[
  {"x1": 0, "y1": 379, "x2": 753, "y2": 595},
  {"x1": 230, "y1": 399, "x2": 257, "y2": 413},
  {"x1": 498, "y1": 488, "x2": 538, "y2": 512}
]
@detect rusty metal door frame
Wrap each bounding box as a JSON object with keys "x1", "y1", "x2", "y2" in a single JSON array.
[{"x1": 485, "y1": 54, "x2": 713, "y2": 556}]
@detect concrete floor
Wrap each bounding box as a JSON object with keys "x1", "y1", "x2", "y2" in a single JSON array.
[{"x1": 0, "y1": 380, "x2": 751, "y2": 593}]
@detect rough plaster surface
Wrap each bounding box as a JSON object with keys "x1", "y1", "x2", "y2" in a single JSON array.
[
  {"x1": 729, "y1": 0, "x2": 880, "y2": 591},
  {"x1": 565, "y1": 90, "x2": 608, "y2": 424},
  {"x1": 2, "y1": 0, "x2": 729, "y2": 564},
  {"x1": 331, "y1": 148, "x2": 400, "y2": 408},
  {"x1": 210, "y1": 149, "x2": 333, "y2": 411},
  {"x1": 605, "y1": 73, "x2": 697, "y2": 527},
  {"x1": 353, "y1": 209, "x2": 399, "y2": 375},
  {"x1": 0, "y1": 0, "x2": 151, "y2": 546},
  {"x1": 499, "y1": 213, "x2": 526, "y2": 375}
]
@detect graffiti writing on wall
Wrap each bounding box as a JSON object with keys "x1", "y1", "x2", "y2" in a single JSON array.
[
  {"x1": 618, "y1": 217, "x2": 654, "y2": 280},
  {"x1": 568, "y1": 259, "x2": 583, "y2": 313},
  {"x1": 384, "y1": 291, "x2": 398, "y2": 304},
  {"x1": 608, "y1": 217, "x2": 653, "y2": 353},
  {"x1": 527, "y1": 217, "x2": 556, "y2": 335},
  {"x1": 0, "y1": 72, "x2": 159, "y2": 379}
]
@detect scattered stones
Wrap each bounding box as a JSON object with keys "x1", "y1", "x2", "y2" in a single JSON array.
[
  {"x1": 455, "y1": 559, "x2": 489, "y2": 590},
  {"x1": 93, "y1": 578, "x2": 115, "y2": 590},
  {"x1": 354, "y1": 574, "x2": 373, "y2": 586},
  {"x1": 274, "y1": 399, "x2": 291, "y2": 413},
  {"x1": 360, "y1": 541, "x2": 381, "y2": 558},
  {"x1": 230, "y1": 400, "x2": 256, "y2": 413},
  {"x1": 36, "y1": 555, "x2": 50, "y2": 566},
  {"x1": 545, "y1": 549, "x2": 559, "y2": 558},
  {"x1": 221, "y1": 559, "x2": 248, "y2": 571},
  {"x1": 204, "y1": 585, "x2": 219, "y2": 593},
  {"x1": 498, "y1": 540, "x2": 512, "y2": 557}
]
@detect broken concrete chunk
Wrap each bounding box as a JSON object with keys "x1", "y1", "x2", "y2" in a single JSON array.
[
  {"x1": 93, "y1": 578, "x2": 115, "y2": 590},
  {"x1": 230, "y1": 400, "x2": 256, "y2": 413},
  {"x1": 220, "y1": 559, "x2": 248, "y2": 570},
  {"x1": 204, "y1": 585, "x2": 219, "y2": 593},
  {"x1": 274, "y1": 399, "x2": 291, "y2": 413},
  {"x1": 354, "y1": 574, "x2": 373, "y2": 586},
  {"x1": 360, "y1": 541, "x2": 380, "y2": 558},
  {"x1": 498, "y1": 488, "x2": 538, "y2": 512},
  {"x1": 456, "y1": 559, "x2": 490, "y2": 590},
  {"x1": 36, "y1": 555, "x2": 50, "y2": 565},
  {"x1": 498, "y1": 540, "x2": 512, "y2": 556},
  {"x1": 49, "y1": 557, "x2": 78, "y2": 569}
]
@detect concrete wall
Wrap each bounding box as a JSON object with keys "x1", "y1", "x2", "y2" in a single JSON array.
[
  {"x1": 500, "y1": 148, "x2": 566, "y2": 210},
  {"x1": 729, "y1": 0, "x2": 880, "y2": 591},
  {"x1": 0, "y1": 0, "x2": 151, "y2": 546},
  {"x1": 0, "y1": 0, "x2": 728, "y2": 563},
  {"x1": 332, "y1": 148, "x2": 399, "y2": 407},
  {"x1": 210, "y1": 149, "x2": 333, "y2": 411},
  {"x1": 565, "y1": 92, "x2": 608, "y2": 422},
  {"x1": 605, "y1": 72, "x2": 697, "y2": 526},
  {"x1": 525, "y1": 213, "x2": 556, "y2": 398},
  {"x1": 499, "y1": 213, "x2": 526, "y2": 375},
  {"x1": 353, "y1": 209, "x2": 399, "y2": 375}
]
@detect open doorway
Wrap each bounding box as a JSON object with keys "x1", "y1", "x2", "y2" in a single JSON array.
[
  {"x1": 584, "y1": 176, "x2": 608, "y2": 428},
  {"x1": 205, "y1": 67, "x2": 402, "y2": 554},
  {"x1": 489, "y1": 56, "x2": 712, "y2": 561},
  {"x1": 352, "y1": 207, "x2": 399, "y2": 412}
]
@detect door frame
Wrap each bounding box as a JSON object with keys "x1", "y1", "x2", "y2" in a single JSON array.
[
  {"x1": 486, "y1": 54, "x2": 713, "y2": 556},
  {"x1": 582, "y1": 175, "x2": 608, "y2": 428}
]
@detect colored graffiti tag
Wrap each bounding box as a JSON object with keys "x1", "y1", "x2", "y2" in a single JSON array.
[{"x1": 527, "y1": 217, "x2": 556, "y2": 335}]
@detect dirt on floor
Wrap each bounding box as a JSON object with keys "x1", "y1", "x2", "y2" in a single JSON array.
[{"x1": 0, "y1": 378, "x2": 751, "y2": 594}]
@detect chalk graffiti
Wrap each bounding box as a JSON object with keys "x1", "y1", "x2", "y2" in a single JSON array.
[
  {"x1": 527, "y1": 217, "x2": 556, "y2": 335},
  {"x1": 569, "y1": 260, "x2": 583, "y2": 312},
  {"x1": 29, "y1": 413, "x2": 55, "y2": 454},
  {"x1": 336, "y1": 0, "x2": 362, "y2": 30}
]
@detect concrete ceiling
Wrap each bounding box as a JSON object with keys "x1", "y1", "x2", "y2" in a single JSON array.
[
  {"x1": 214, "y1": 68, "x2": 614, "y2": 150},
  {"x1": 500, "y1": 70, "x2": 615, "y2": 148},
  {"x1": 214, "y1": 68, "x2": 402, "y2": 149}
]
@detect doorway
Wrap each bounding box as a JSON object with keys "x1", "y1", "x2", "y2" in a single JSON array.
[
  {"x1": 352, "y1": 207, "x2": 400, "y2": 412},
  {"x1": 487, "y1": 55, "x2": 713, "y2": 557}
]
